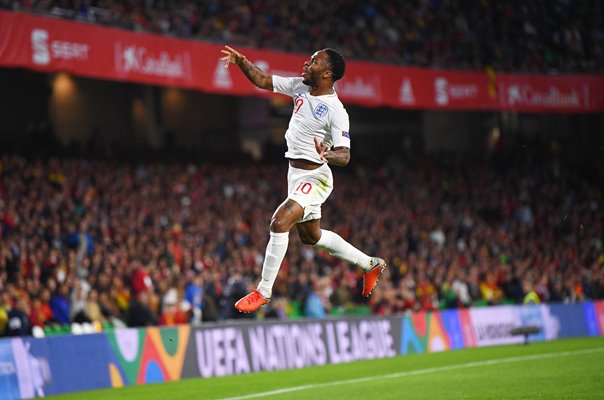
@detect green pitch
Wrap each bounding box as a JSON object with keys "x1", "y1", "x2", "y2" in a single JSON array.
[{"x1": 49, "y1": 336, "x2": 604, "y2": 400}]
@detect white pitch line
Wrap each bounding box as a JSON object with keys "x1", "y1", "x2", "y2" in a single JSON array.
[{"x1": 217, "y1": 347, "x2": 604, "y2": 400}]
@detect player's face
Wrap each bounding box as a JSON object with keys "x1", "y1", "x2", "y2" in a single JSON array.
[{"x1": 302, "y1": 50, "x2": 331, "y2": 86}]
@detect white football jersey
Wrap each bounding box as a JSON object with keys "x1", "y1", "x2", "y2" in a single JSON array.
[{"x1": 273, "y1": 76, "x2": 351, "y2": 164}]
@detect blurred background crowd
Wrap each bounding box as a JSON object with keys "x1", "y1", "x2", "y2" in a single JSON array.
[
  {"x1": 1, "y1": 0, "x2": 603, "y2": 336},
  {"x1": 2, "y1": 0, "x2": 603, "y2": 72},
  {"x1": 2, "y1": 140, "x2": 603, "y2": 335}
]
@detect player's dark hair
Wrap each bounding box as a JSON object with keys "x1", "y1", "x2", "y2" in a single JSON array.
[{"x1": 324, "y1": 48, "x2": 345, "y2": 82}]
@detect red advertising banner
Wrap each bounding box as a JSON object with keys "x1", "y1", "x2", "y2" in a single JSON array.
[
  {"x1": 1, "y1": 11, "x2": 603, "y2": 113},
  {"x1": 595, "y1": 301, "x2": 604, "y2": 336}
]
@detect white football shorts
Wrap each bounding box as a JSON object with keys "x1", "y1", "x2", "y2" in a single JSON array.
[{"x1": 287, "y1": 163, "x2": 333, "y2": 223}]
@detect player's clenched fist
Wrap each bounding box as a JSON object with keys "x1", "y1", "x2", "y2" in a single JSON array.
[{"x1": 314, "y1": 137, "x2": 330, "y2": 161}]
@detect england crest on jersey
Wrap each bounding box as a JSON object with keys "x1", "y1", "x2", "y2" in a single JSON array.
[{"x1": 314, "y1": 104, "x2": 328, "y2": 118}]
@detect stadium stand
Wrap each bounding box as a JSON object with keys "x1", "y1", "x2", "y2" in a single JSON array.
[
  {"x1": 0, "y1": 1, "x2": 603, "y2": 335},
  {"x1": 2, "y1": 0, "x2": 603, "y2": 72},
  {"x1": 1, "y1": 141, "x2": 603, "y2": 333}
]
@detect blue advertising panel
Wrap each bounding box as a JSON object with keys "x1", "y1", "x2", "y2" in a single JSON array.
[
  {"x1": 0, "y1": 340, "x2": 20, "y2": 400},
  {"x1": 582, "y1": 302, "x2": 600, "y2": 337},
  {"x1": 38, "y1": 334, "x2": 113, "y2": 395},
  {"x1": 548, "y1": 303, "x2": 589, "y2": 338},
  {"x1": 440, "y1": 310, "x2": 465, "y2": 350}
]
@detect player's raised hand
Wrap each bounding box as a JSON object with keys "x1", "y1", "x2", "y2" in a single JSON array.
[
  {"x1": 314, "y1": 137, "x2": 330, "y2": 161},
  {"x1": 220, "y1": 45, "x2": 246, "y2": 68}
]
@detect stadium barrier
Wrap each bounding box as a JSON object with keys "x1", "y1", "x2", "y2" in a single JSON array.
[{"x1": 0, "y1": 301, "x2": 603, "y2": 399}]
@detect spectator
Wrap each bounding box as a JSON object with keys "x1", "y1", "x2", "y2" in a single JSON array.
[
  {"x1": 450, "y1": 268, "x2": 470, "y2": 307},
  {"x1": 50, "y1": 283, "x2": 70, "y2": 325},
  {"x1": 71, "y1": 280, "x2": 90, "y2": 323},
  {"x1": 304, "y1": 276, "x2": 330, "y2": 318},
  {"x1": 264, "y1": 297, "x2": 288, "y2": 320},
  {"x1": 5, "y1": 296, "x2": 31, "y2": 336},
  {"x1": 127, "y1": 290, "x2": 157, "y2": 327},
  {"x1": 84, "y1": 289, "x2": 106, "y2": 325},
  {"x1": 131, "y1": 262, "x2": 153, "y2": 296},
  {"x1": 158, "y1": 289, "x2": 189, "y2": 326},
  {"x1": 184, "y1": 272, "x2": 203, "y2": 325},
  {"x1": 98, "y1": 290, "x2": 126, "y2": 328},
  {"x1": 29, "y1": 293, "x2": 54, "y2": 327},
  {"x1": 0, "y1": 291, "x2": 10, "y2": 334}
]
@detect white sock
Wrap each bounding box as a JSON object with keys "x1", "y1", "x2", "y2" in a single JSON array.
[
  {"x1": 314, "y1": 229, "x2": 372, "y2": 271},
  {"x1": 257, "y1": 231, "x2": 289, "y2": 299}
]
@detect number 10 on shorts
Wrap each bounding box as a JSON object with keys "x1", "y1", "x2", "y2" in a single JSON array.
[{"x1": 294, "y1": 182, "x2": 313, "y2": 194}]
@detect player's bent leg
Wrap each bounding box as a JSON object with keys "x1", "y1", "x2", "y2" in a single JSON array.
[
  {"x1": 312, "y1": 228, "x2": 387, "y2": 297},
  {"x1": 362, "y1": 257, "x2": 387, "y2": 297},
  {"x1": 295, "y1": 219, "x2": 322, "y2": 245},
  {"x1": 314, "y1": 229, "x2": 372, "y2": 269}
]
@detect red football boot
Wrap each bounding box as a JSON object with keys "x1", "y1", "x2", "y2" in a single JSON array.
[
  {"x1": 235, "y1": 290, "x2": 270, "y2": 313},
  {"x1": 362, "y1": 258, "x2": 387, "y2": 297}
]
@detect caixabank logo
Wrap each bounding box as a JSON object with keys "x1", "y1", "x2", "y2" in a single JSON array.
[
  {"x1": 507, "y1": 83, "x2": 581, "y2": 109},
  {"x1": 31, "y1": 28, "x2": 90, "y2": 65},
  {"x1": 337, "y1": 76, "x2": 381, "y2": 102},
  {"x1": 114, "y1": 42, "x2": 192, "y2": 81}
]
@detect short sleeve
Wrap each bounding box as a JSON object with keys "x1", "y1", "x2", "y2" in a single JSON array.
[
  {"x1": 330, "y1": 107, "x2": 351, "y2": 148},
  {"x1": 273, "y1": 76, "x2": 304, "y2": 97}
]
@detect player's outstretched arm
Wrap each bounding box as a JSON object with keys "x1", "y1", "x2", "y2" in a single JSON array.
[{"x1": 220, "y1": 45, "x2": 273, "y2": 91}]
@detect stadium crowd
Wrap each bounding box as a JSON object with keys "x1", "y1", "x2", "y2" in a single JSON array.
[
  {"x1": 1, "y1": 149, "x2": 603, "y2": 335},
  {"x1": 2, "y1": 0, "x2": 602, "y2": 72}
]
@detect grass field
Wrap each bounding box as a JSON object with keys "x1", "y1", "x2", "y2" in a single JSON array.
[{"x1": 48, "y1": 336, "x2": 604, "y2": 400}]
